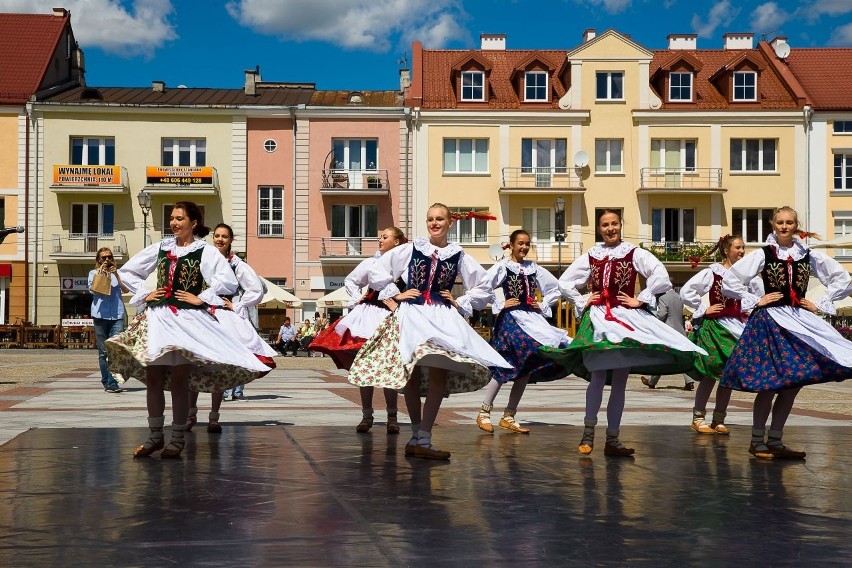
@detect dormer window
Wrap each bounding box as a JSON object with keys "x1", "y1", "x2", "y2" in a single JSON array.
[
  {"x1": 525, "y1": 71, "x2": 548, "y2": 101},
  {"x1": 669, "y1": 72, "x2": 692, "y2": 102},
  {"x1": 461, "y1": 71, "x2": 485, "y2": 101},
  {"x1": 733, "y1": 71, "x2": 756, "y2": 101}
]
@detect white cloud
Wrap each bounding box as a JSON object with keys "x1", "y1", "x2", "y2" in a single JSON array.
[
  {"x1": 691, "y1": 0, "x2": 741, "y2": 38},
  {"x1": 225, "y1": 0, "x2": 469, "y2": 51},
  {"x1": 808, "y1": 0, "x2": 852, "y2": 18},
  {"x1": 751, "y1": 2, "x2": 791, "y2": 33},
  {"x1": 828, "y1": 21, "x2": 852, "y2": 45},
  {"x1": 0, "y1": 0, "x2": 177, "y2": 57},
  {"x1": 577, "y1": 0, "x2": 633, "y2": 15}
]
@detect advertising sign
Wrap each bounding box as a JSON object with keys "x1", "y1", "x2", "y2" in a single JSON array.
[
  {"x1": 53, "y1": 165, "x2": 121, "y2": 185},
  {"x1": 146, "y1": 166, "x2": 214, "y2": 185}
]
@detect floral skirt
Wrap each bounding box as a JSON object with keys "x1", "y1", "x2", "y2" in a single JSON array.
[
  {"x1": 308, "y1": 318, "x2": 365, "y2": 371},
  {"x1": 720, "y1": 309, "x2": 851, "y2": 392},
  {"x1": 690, "y1": 318, "x2": 739, "y2": 380},
  {"x1": 490, "y1": 313, "x2": 567, "y2": 384},
  {"x1": 106, "y1": 311, "x2": 269, "y2": 392},
  {"x1": 348, "y1": 313, "x2": 491, "y2": 396}
]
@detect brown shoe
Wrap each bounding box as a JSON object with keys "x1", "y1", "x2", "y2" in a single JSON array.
[
  {"x1": 476, "y1": 413, "x2": 494, "y2": 433},
  {"x1": 767, "y1": 444, "x2": 806, "y2": 459},
  {"x1": 386, "y1": 411, "x2": 400, "y2": 434},
  {"x1": 206, "y1": 411, "x2": 222, "y2": 434},
  {"x1": 604, "y1": 443, "x2": 635, "y2": 457},
  {"x1": 640, "y1": 376, "x2": 654, "y2": 389},
  {"x1": 711, "y1": 423, "x2": 730, "y2": 435},
  {"x1": 684, "y1": 382, "x2": 695, "y2": 391},
  {"x1": 499, "y1": 416, "x2": 530, "y2": 434},
  {"x1": 356, "y1": 415, "x2": 374, "y2": 433},
  {"x1": 404, "y1": 437, "x2": 417, "y2": 456},
  {"x1": 413, "y1": 444, "x2": 451, "y2": 460},
  {"x1": 748, "y1": 443, "x2": 774, "y2": 460},
  {"x1": 133, "y1": 438, "x2": 164, "y2": 458}
]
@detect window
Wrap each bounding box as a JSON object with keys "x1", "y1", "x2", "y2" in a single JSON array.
[
  {"x1": 443, "y1": 139, "x2": 488, "y2": 173},
  {"x1": 595, "y1": 139, "x2": 623, "y2": 173},
  {"x1": 332, "y1": 139, "x2": 378, "y2": 172},
  {"x1": 522, "y1": 208, "x2": 553, "y2": 243},
  {"x1": 833, "y1": 213, "x2": 852, "y2": 258},
  {"x1": 162, "y1": 138, "x2": 206, "y2": 166},
  {"x1": 669, "y1": 72, "x2": 692, "y2": 101},
  {"x1": 652, "y1": 208, "x2": 695, "y2": 242},
  {"x1": 263, "y1": 139, "x2": 277, "y2": 153},
  {"x1": 449, "y1": 208, "x2": 488, "y2": 244},
  {"x1": 732, "y1": 71, "x2": 757, "y2": 101},
  {"x1": 833, "y1": 121, "x2": 852, "y2": 133},
  {"x1": 732, "y1": 208, "x2": 774, "y2": 244},
  {"x1": 71, "y1": 137, "x2": 115, "y2": 165},
  {"x1": 331, "y1": 205, "x2": 378, "y2": 238},
  {"x1": 71, "y1": 203, "x2": 114, "y2": 237},
  {"x1": 525, "y1": 71, "x2": 548, "y2": 101},
  {"x1": 835, "y1": 154, "x2": 852, "y2": 191},
  {"x1": 651, "y1": 139, "x2": 696, "y2": 171},
  {"x1": 258, "y1": 186, "x2": 284, "y2": 237},
  {"x1": 594, "y1": 208, "x2": 623, "y2": 242},
  {"x1": 522, "y1": 139, "x2": 568, "y2": 182},
  {"x1": 461, "y1": 71, "x2": 485, "y2": 101},
  {"x1": 730, "y1": 139, "x2": 776, "y2": 172},
  {"x1": 596, "y1": 72, "x2": 624, "y2": 100}
]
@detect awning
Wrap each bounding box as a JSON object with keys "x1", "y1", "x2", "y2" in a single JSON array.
[
  {"x1": 315, "y1": 286, "x2": 354, "y2": 308},
  {"x1": 0, "y1": 264, "x2": 11, "y2": 278},
  {"x1": 259, "y1": 277, "x2": 303, "y2": 308}
]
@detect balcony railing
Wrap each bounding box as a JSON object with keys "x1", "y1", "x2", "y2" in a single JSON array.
[
  {"x1": 49, "y1": 233, "x2": 129, "y2": 261},
  {"x1": 501, "y1": 167, "x2": 584, "y2": 193},
  {"x1": 525, "y1": 242, "x2": 584, "y2": 265},
  {"x1": 320, "y1": 237, "x2": 378, "y2": 258},
  {"x1": 321, "y1": 169, "x2": 390, "y2": 193},
  {"x1": 638, "y1": 168, "x2": 725, "y2": 193},
  {"x1": 640, "y1": 240, "x2": 718, "y2": 264}
]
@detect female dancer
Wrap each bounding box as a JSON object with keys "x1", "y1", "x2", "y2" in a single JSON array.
[
  {"x1": 721, "y1": 206, "x2": 852, "y2": 459},
  {"x1": 348, "y1": 203, "x2": 511, "y2": 459},
  {"x1": 680, "y1": 235, "x2": 749, "y2": 435},
  {"x1": 106, "y1": 202, "x2": 270, "y2": 458},
  {"x1": 309, "y1": 226, "x2": 406, "y2": 434},
  {"x1": 476, "y1": 229, "x2": 570, "y2": 434},
  {"x1": 541, "y1": 209, "x2": 706, "y2": 456},
  {"x1": 187, "y1": 223, "x2": 277, "y2": 433}
]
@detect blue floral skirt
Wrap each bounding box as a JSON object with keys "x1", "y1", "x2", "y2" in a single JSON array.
[
  {"x1": 489, "y1": 313, "x2": 567, "y2": 384},
  {"x1": 720, "y1": 309, "x2": 851, "y2": 392}
]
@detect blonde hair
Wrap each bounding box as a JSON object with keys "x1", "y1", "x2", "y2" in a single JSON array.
[
  {"x1": 427, "y1": 202, "x2": 451, "y2": 218},
  {"x1": 95, "y1": 247, "x2": 114, "y2": 267},
  {"x1": 382, "y1": 226, "x2": 407, "y2": 244},
  {"x1": 771, "y1": 206, "x2": 799, "y2": 231}
]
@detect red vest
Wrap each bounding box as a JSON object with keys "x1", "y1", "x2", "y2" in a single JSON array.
[
  {"x1": 588, "y1": 248, "x2": 638, "y2": 308},
  {"x1": 707, "y1": 271, "x2": 744, "y2": 320}
]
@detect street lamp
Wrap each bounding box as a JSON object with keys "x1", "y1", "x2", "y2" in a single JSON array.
[
  {"x1": 554, "y1": 196, "x2": 566, "y2": 273},
  {"x1": 0, "y1": 225, "x2": 24, "y2": 244},
  {"x1": 137, "y1": 191, "x2": 152, "y2": 247}
]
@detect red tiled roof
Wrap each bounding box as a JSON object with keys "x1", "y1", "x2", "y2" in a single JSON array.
[
  {"x1": 309, "y1": 90, "x2": 402, "y2": 107},
  {"x1": 784, "y1": 48, "x2": 852, "y2": 110},
  {"x1": 0, "y1": 12, "x2": 69, "y2": 104},
  {"x1": 421, "y1": 49, "x2": 568, "y2": 109}
]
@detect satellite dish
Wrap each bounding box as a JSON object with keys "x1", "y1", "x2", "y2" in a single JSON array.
[
  {"x1": 488, "y1": 243, "x2": 505, "y2": 261},
  {"x1": 773, "y1": 40, "x2": 790, "y2": 59},
  {"x1": 574, "y1": 150, "x2": 590, "y2": 168}
]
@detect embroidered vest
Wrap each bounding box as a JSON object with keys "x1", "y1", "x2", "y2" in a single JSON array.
[
  {"x1": 404, "y1": 247, "x2": 462, "y2": 306},
  {"x1": 707, "y1": 271, "x2": 744, "y2": 319},
  {"x1": 500, "y1": 268, "x2": 540, "y2": 314},
  {"x1": 760, "y1": 245, "x2": 810, "y2": 308},
  {"x1": 588, "y1": 248, "x2": 638, "y2": 308},
  {"x1": 148, "y1": 246, "x2": 207, "y2": 310}
]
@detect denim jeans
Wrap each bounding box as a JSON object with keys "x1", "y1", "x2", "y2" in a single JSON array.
[
  {"x1": 93, "y1": 317, "x2": 124, "y2": 389},
  {"x1": 224, "y1": 385, "x2": 244, "y2": 399}
]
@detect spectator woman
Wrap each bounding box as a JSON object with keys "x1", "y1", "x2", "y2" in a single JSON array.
[{"x1": 88, "y1": 247, "x2": 128, "y2": 393}]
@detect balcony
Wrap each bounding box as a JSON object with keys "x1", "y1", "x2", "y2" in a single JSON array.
[
  {"x1": 637, "y1": 168, "x2": 725, "y2": 194},
  {"x1": 320, "y1": 169, "x2": 390, "y2": 196},
  {"x1": 500, "y1": 167, "x2": 584, "y2": 195},
  {"x1": 319, "y1": 237, "x2": 378, "y2": 263},
  {"x1": 639, "y1": 241, "x2": 718, "y2": 267},
  {"x1": 50, "y1": 165, "x2": 130, "y2": 194},
  {"x1": 49, "y1": 233, "x2": 129, "y2": 262},
  {"x1": 142, "y1": 166, "x2": 219, "y2": 195}
]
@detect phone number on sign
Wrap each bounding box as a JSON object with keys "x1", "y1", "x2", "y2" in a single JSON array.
[{"x1": 153, "y1": 177, "x2": 209, "y2": 184}]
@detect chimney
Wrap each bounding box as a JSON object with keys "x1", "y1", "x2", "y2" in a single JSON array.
[
  {"x1": 53, "y1": 7, "x2": 68, "y2": 17},
  {"x1": 723, "y1": 33, "x2": 754, "y2": 49},
  {"x1": 152, "y1": 80, "x2": 165, "y2": 93},
  {"x1": 480, "y1": 34, "x2": 506, "y2": 50},
  {"x1": 73, "y1": 46, "x2": 86, "y2": 86},
  {"x1": 770, "y1": 36, "x2": 788, "y2": 50},
  {"x1": 583, "y1": 28, "x2": 596, "y2": 42},
  {"x1": 399, "y1": 68, "x2": 411, "y2": 93},
  {"x1": 244, "y1": 65, "x2": 261, "y2": 96},
  {"x1": 668, "y1": 34, "x2": 697, "y2": 50}
]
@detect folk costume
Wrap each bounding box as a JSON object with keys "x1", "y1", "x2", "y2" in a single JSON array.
[
  {"x1": 720, "y1": 234, "x2": 852, "y2": 393},
  {"x1": 221, "y1": 253, "x2": 278, "y2": 369},
  {"x1": 348, "y1": 238, "x2": 511, "y2": 395},
  {"x1": 105, "y1": 237, "x2": 271, "y2": 393}
]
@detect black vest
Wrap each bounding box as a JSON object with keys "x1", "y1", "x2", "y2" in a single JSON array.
[
  {"x1": 403, "y1": 246, "x2": 462, "y2": 306},
  {"x1": 760, "y1": 245, "x2": 810, "y2": 308},
  {"x1": 148, "y1": 246, "x2": 208, "y2": 310}
]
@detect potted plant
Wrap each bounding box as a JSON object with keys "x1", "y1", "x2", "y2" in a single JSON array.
[{"x1": 367, "y1": 175, "x2": 382, "y2": 189}]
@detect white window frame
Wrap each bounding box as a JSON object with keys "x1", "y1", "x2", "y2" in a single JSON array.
[
  {"x1": 70, "y1": 202, "x2": 114, "y2": 238},
  {"x1": 258, "y1": 186, "x2": 284, "y2": 237},
  {"x1": 730, "y1": 139, "x2": 777, "y2": 172},
  {"x1": 732, "y1": 208, "x2": 774, "y2": 244},
  {"x1": 835, "y1": 153, "x2": 852, "y2": 191},
  {"x1": 594, "y1": 139, "x2": 623, "y2": 173},
  {"x1": 449, "y1": 207, "x2": 488, "y2": 244},
  {"x1": 651, "y1": 208, "x2": 695, "y2": 242},
  {"x1": 669, "y1": 72, "x2": 692, "y2": 102},
  {"x1": 596, "y1": 71, "x2": 624, "y2": 101},
  {"x1": 732, "y1": 71, "x2": 757, "y2": 101},
  {"x1": 651, "y1": 139, "x2": 697, "y2": 171},
  {"x1": 461, "y1": 71, "x2": 485, "y2": 101},
  {"x1": 162, "y1": 138, "x2": 206, "y2": 167},
  {"x1": 833, "y1": 212, "x2": 852, "y2": 259},
  {"x1": 71, "y1": 136, "x2": 115, "y2": 165},
  {"x1": 522, "y1": 207, "x2": 554, "y2": 243},
  {"x1": 443, "y1": 139, "x2": 489, "y2": 174},
  {"x1": 263, "y1": 139, "x2": 277, "y2": 153},
  {"x1": 524, "y1": 71, "x2": 548, "y2": 101},
  {"x1": 331, "y1": 204, "x2": 378, "y2": 238}
]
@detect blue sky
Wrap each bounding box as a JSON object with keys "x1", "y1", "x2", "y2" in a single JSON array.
[{"x1": 3, "y1": 0, "x2": 851, "y2": 91}]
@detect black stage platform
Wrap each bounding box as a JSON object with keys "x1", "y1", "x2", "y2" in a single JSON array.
[{"x1": 1, "y1": 426, "x2": 851, "y2": 567}]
